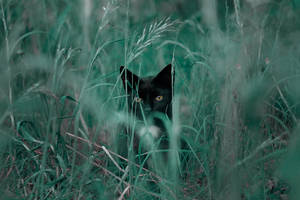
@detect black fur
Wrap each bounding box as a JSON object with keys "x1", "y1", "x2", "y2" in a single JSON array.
[{"x1": 120, "y1": 64, "x2": 174, "y2": 167}]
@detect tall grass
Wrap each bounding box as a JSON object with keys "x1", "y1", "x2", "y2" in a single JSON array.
[{"x1": 0, "y1": 0, "x2": 299, "y2": 199}]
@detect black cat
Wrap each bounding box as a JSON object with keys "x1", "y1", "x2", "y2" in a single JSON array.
[{"x1": 120, "y1": 64, "x2": 174, "y2": 169}]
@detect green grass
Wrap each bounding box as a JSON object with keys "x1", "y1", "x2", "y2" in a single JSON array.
[{"x1": 1, "y1": 0, "x2": 300, "y2": 199}]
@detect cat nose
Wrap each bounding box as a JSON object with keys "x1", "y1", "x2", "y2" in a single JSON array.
[{"x1": 144, "y1": 106, "x2": 151, "y2": 113}]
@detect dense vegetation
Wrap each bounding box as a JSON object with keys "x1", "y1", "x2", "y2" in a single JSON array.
[{"x1": 0, "y1": 0, "x2": 300, "y2": 199}]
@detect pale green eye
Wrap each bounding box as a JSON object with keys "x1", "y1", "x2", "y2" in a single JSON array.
[
  {"x1": 134, "y1": 96, "x2": 142, "y2": 103},
  {"x1": 155, "y1": 95, "x2": 163, "y2": 101}
]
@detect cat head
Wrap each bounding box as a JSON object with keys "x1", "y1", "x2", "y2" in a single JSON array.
[{"x1": 120, "y1": 64, "x2": 174, "y2": 120}]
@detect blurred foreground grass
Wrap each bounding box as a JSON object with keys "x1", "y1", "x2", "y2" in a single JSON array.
[{"x1": 0, "y1": 0, "x2": 300, "y2": 199}]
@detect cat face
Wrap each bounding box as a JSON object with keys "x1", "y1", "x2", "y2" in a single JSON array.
[{"x1": 120, "y1": 64, "x2": 174, "y2": 122}]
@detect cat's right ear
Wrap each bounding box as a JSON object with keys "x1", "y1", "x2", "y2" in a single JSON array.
[{"x1": 120, "y1": 66, "x2": 139, "y2": 93}]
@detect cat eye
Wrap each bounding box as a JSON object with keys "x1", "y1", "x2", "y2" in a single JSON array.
[
  {"x1": 134, "y1": 96, "x2": 142, "y2": 103},
  {"x1": 155, "y1": 95, "x2": 163, "y2": 101}
]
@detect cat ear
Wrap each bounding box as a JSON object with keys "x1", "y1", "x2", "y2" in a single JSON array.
[
  {"x1": 120, "y1": 66, "x2": 140, "y2": 93},
  {"x1": 153, "y1": 64, "x2": 174, "y2": 88}
]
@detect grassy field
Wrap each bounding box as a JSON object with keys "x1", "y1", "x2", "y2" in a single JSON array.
[{"x1": 1, "y1": 0, "x2": 300, "y2": 199}]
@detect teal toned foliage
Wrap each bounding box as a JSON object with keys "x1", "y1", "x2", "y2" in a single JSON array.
[{"x1": 0, "y1": 0, "x2": 300, "y2": 199}]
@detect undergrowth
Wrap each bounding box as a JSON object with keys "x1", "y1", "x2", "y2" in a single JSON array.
[{"x1": 0, "y1": 0, "x2": 300, "y2": 199}]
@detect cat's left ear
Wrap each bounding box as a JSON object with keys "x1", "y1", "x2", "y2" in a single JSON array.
[
  {"x1": 120, "y1": 66, "x2": 140, "y2": 93},
  {"x1": 154, "y1": 64, "x2": 174, "y2": 88}
]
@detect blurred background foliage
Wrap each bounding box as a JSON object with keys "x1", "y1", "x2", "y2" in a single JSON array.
[{"x1": 0, "y1": 0, "x2": 300, "y2": 199}]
